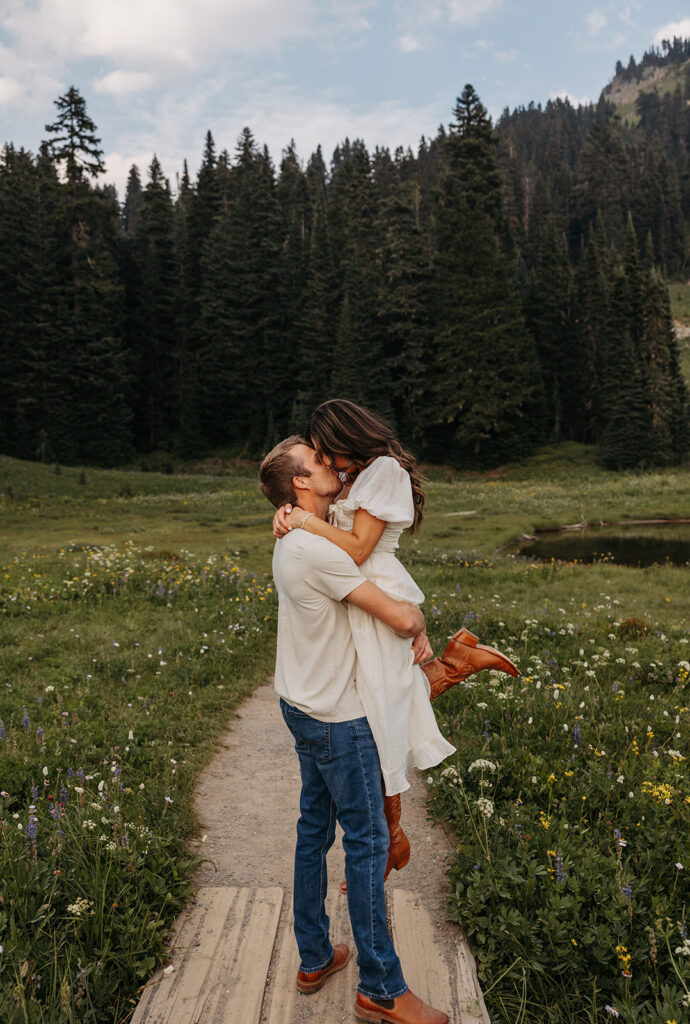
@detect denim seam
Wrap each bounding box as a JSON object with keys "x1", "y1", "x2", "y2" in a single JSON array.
[{"x1": 351, "y1": 719, "x2": 391, "y2": 996}]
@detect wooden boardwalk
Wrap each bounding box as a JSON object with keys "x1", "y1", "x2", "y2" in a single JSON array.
[{"x1": 131, "y1": 885, "x2": 490, "y2": 1024}]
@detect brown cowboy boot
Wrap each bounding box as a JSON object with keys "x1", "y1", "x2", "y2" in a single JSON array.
[
  {"x1": 340, "y1": 785, "x2": 410, "y2": 894},
  {"x1": 423, "y1": 627, "x2": 519, "y2": 701},
  {"x1": 383, "y1": 792, "x2": 410, "y2": 879}
]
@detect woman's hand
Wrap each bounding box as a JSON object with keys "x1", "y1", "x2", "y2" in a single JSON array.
[
  {"x1": 272, "y1": 504, "x2": 308, "y2": 537},
  {"x1": 411, "y1": 631, "x2": 433, "y2": 665}
]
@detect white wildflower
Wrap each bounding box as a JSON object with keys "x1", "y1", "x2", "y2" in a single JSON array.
[{"x1": 475, "y1": 797, "x2": 494, "y2": 819}]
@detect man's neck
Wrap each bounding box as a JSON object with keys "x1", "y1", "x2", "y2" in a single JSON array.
[{"x1": 297, "y1": 494, "x2": 331, "y2": 521}]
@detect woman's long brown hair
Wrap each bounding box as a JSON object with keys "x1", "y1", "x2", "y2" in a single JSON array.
[{"x1": 306, "y1": 399, "x2": 425, "y2": 533}]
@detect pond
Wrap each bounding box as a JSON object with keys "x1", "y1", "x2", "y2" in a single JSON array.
[{"x1": 509, "y1": 522, "x2": 690, "y2": 567}]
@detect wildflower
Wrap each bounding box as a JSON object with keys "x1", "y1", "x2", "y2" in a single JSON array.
[
  {"x1": 475, "y1": 798, "x2": 494, "y2": 818},
  {"x1": 676, "y1": 863, "x2": 684, "y2": 870},
  {"x1": 555, "y1": 851, "x2": 565, "y2": 882},
  {"x1": 67, "y1": 897, "x2": 94, "y2": 916},
  {"x1": 605, "y1": 1007, "x2": 619, "y2": 1017},
  {"x1": 468, "y1": 759, "x2": 496, "y2": 773}
]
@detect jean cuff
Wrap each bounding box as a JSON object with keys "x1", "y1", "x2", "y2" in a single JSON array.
[
  {"x1": 299, "y1": 945, "x2": 335, "y2": 975},
  {"x1": 357, "y1": 983, "x2": 408, "y2": 1001}
]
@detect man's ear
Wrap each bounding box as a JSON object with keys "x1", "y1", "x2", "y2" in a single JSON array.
[{"x1": 293, "y1": 474, "x2": 310, "y2": 495}]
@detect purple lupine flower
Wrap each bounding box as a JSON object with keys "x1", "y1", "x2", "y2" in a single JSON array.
[
  {"x1": 556, "y1": 851, "x2": 565, "y2": 882},
  {"x1": 36, "y1": 727, "x2": 43, "y2": 742},
  {"x1": 31, "y1": 785, "x2": 39, "y2": 801},
  {"x1": 25, "y1": 808, "x2": 38, "y2": 840},
  {"x1": 680, "y1": 924, "x2": 687, "y2": 940},
  {"x1": 622, "y1": 883, "x2": 632, "y2": 902},
  {"x1": 0, "y1": 720, "x2": 5, "y2": 740},
  {"x1": 482, "y1": 719, "x2": 489, "y2": 742},
  {"x1": 573, "y1": 725, "x2": 581, "y2": 748},
  {"x1": 121, "y1": 833, "x2": 130, "y2": 848},
  {"x1": 22, "y1": 707, "x2": 30, "y2": 730},
  {"x1": 59, "y1": 786, "x2": 68, "y2": 805}
]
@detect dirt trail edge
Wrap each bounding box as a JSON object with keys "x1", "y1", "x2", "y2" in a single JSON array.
[{"x1": 132, "y1": 682, "x2": 489, "y2": 1024}]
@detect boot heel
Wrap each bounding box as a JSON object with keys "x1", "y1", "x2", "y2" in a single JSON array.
[
  {"x1": 456, "y1": 628, "x2": 478, "y2": 646},
  {"x1": 354, "y1": 1003, "x2": 386, "y2": 1023},
  {"x1": 394, "y1": 849, "x2": 410, "y2": 871}
]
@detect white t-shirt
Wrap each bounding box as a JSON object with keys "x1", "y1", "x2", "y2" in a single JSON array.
[{"x1": 272, "y1": 530, "x2": 366, "y2": 722}]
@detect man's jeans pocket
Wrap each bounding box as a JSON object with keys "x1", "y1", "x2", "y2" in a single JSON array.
[{"x1": 280, "y1": 699, "x2": 331, "y2": 763}]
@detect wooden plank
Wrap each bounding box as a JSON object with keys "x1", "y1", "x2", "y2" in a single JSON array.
[
  {"x1": 265, "y1": 886, "x2": 357, "y2": 1023},
  {"x1": 219, "y1": 886, "x2": 283, "y2": 1024},
  {"x1": 455, "y1": 939, "x2": 491, "y2": 1024},
  {"x1": 389, "y1": 889, "x2": 453, "y2": 1014},
  {"x1": 131, "y1": 887, "x2": 239, "y2": 1024},
  {"x1": 264, "y1": 906, "x2": 299, "y2": 1024}
]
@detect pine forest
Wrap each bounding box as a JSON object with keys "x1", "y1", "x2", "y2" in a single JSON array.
[{"x1": 1, "y1": 40, "x2": 690, "y2": 471}]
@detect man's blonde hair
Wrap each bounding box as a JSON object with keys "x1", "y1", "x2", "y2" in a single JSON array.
[{"x1": 259, "y1": 436, "x2": 310, "y2": 508}]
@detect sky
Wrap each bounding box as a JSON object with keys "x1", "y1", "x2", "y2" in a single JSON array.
[{"x1": 1, "y1": 1, "x2": 689, "y2": 199}]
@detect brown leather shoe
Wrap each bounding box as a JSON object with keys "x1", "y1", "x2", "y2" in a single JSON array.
[
  {"x1": 423, "y1": 627, "x2": 520, "y2": 701},
  {"x1": 355, "y1": 989, "x2": 449, "y2": 1023},
  {"x1": 296, "y1": 943, "x2": 350, "y2": 993}
]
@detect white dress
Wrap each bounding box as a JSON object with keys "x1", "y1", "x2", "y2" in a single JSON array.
[{"x1": 329, "y1": 456, "x2": 456, "y2": 795}]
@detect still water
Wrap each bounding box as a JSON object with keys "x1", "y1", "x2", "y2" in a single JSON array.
[{"x1": 512, "y1": 523, "x2": 690, "y2": 567}]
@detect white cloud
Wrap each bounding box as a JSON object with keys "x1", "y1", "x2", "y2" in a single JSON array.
[
  {"x1": 550, "y1": 90, "x2": 591, "y2": 108},
  {"x1": 100, "y1": 82, "x2": 448, "y2": 198},
  {"x1": 94, "y1": 71, "x2": 153, "y2": 96},
  {"x1": 0, "y1": 76, "x2": 21, "y2": 104},
  {"x1": 653, "y1": 18, "x2": 690, "y2": 46},
  {"x1": 586, "y1": 11, "x2": 607, "y2": 37},
  {"x1": 473, "y1": 39, "x2": 518, "y2": 63},
  {"x1": 0, "y1": 0, "x2": 374, "y2": 80},
  {"x1": 398, "y1": 33, "x2": 424, "y2": 52},
  {"x1": 447, "y1": 0, "x2": 503, "y2": 27},
  {"x1": 2, "y1": 0, "x2": 318, "y2": 70},
  {"x1": 618, "y1": 5, "x2": 638, "y2": 28}
]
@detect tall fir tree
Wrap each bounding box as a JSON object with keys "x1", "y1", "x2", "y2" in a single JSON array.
[
  {"x1": 430, "y1": 85, "x2": 544, "y2": 466},
  {"x1": 130, "y1": 155, "x2": 177, "y2": 450}
]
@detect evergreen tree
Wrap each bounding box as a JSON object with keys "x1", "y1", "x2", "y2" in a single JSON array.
[
  {"x1": 197, "y1": 129, "x2": 284, "y2": 448},
  {"x1": 525, "y1": 219, "x2": 579, "y2": 440},
  {"x1": 130, "y1": 156, "x2": 177, "y2": 450},
  {"x1": 43, "y1": 86, "x2": 105, "y2": 184},
  {"x1": 375, "y1": 175, "x2": 434, "y2": 445},
  {"x1": 430, "y1": 86, "x2": 544, "y2": 466},
  {"x1": 291, "y1": 163, "x2": 338, "y2": 428},
  {"x1": 122, "y1": 165, "x2": 143, "y2": 234}
]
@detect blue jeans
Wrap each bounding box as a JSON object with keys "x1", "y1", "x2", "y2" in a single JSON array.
[{"x1": 280, "y1": 698, "x2": 407, "y2": 1001}]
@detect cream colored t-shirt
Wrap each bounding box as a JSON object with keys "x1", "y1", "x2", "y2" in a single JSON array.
[{"x1": 272, "y1": 530, "x2": 366, "y2": 722}]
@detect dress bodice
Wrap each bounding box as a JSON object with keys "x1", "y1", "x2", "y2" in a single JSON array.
[{"x1": 328, "y1": 456, "x2": 424, "y2": 605}]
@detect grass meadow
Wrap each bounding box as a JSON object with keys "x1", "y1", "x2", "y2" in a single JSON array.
[{"x1": 0, "y1": 443, "x2": 688, "y2": 1022}]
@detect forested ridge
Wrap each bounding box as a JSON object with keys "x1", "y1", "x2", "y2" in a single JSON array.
[{"x1": 1, "y1": 39, "x2": 689, "y2": 471}]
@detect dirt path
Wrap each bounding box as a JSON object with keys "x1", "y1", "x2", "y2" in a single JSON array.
[{"x1": 185, "y1": 681, "x2": 483, "y2": 1023}]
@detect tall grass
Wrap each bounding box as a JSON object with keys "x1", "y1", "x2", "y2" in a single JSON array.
[{"x1": 1, "y1": 445, "x2": 688, "y2": 1021}]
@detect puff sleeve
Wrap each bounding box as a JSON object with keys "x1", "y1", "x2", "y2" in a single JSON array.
[{"x1": 342, "y1": 456, "x2": 414, "y2": 526}]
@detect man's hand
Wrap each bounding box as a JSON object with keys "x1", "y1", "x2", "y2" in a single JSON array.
[{"x1": 411, "y1": 631, "x2": 433, "y2": 665}]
